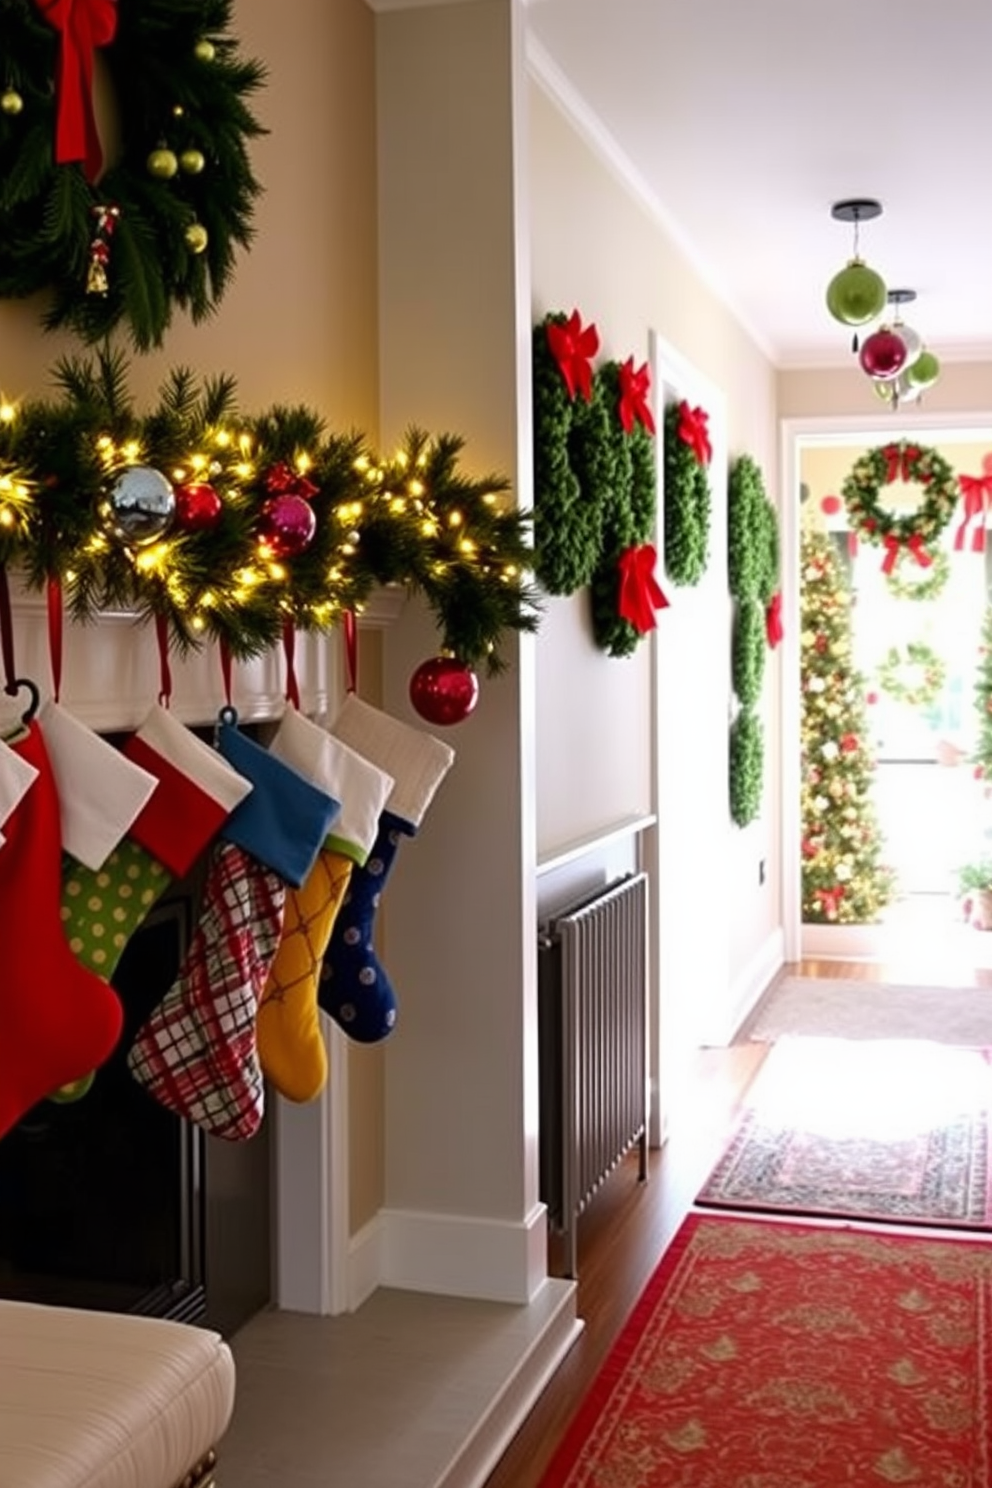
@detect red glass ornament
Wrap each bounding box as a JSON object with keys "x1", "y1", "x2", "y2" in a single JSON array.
[
  {"x1": 820, "y1": 493, "x2": 842, "y2": 516},
  {"x1": 409, "y1": 656, "x2": 479, "y2": 726},
  {"x1": 257, "y1": 493, "x2": 317, "y2": 557},
  {"x1": 859, "y1": 327, "x2": 907, "y2": 381},
  {"x1": 175, "y1": 481, "x2": 223, "y2": 532}
]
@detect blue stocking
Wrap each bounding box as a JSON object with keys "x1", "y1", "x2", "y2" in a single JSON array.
[{"x1": 318, "y1": 810, "x2": 415, "y2": 1043}]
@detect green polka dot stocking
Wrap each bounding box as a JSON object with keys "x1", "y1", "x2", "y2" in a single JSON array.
[{"x1": 61, "y1": 840, "x2": 171, "y2": 980}]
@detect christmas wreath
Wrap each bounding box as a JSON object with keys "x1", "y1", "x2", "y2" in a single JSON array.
[
  {"x1": 885, "y1": 545, "x2": 950, "y2": 602},
  {"x1": 729, "y1": 708, "x2": 763, "y2": 827},
  {"x1": 0, "y1": 350, "x2": 539, "y2": 669},
  {"x1": 841, "y1": 441, "x2": 959, "y2": 569},
  {"x1": 0, "y1": 0, "x2": 265, "y2": 350},
  {"x1": 727, "y1": 453, "x2": 767, "y2": 600},
  {"x1": 531, "y1": 310, "x2": 614, "y2": 596},
  {"x1": 732, "y1": 597, "x2": 766, "y2": 707},
  {"x1": 664, "y1": 399, "x2": 711, "y2": 587},
  {"x1": 876, "y1": 640, "x2": 946, "y2": 709},
  {"x1": 590, "y1": 357, "x2": 662, "y2": 658}
]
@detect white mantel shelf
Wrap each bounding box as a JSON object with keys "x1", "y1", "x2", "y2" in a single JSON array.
[{"x1": 4, "y1": 579, "x2": 408, "y2": 733}]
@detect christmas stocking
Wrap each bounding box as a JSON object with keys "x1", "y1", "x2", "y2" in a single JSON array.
[
  {"x1": 128, "y1": 711, "x2": 340, "y2": 1139},
  {"x1": 257, "y1": 707, "x2": 395, "y2": 1102},
  {"x1": 319, "y1": 695, "x2": 455, "y2": 1043},
  {"x1": 0, "y1": 729, "x2": 39, "y2": 850},
  {"x1": 0, "y1": 721, "x2": 124, "y2": 1139}
]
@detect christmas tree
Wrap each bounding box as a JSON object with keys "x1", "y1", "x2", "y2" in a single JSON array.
[
  {"x1": 971, "y1": 607, "x2": 992, "y2": 781},
  {"x1": 801, "y1": 523, "x2": 896, "y2": 923}
]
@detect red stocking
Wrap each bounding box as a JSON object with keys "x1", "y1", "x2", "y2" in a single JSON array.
[{"x1": 0, "y1": 723, "x2": 123, "y2": 1138}]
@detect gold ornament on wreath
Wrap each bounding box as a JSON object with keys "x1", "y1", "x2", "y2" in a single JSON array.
[
  {"x1": 841, "y1": 440, "x2": 959, "y2": 573},
  {"x1": 876, "y1": 640, "x2": 946, "y2": 710},
  {"x1": 884, "y1": 545, "x2": 950, "y2": 602}
]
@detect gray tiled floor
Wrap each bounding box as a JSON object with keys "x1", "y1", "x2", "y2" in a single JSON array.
[{"x1": 219, "y1": 1279, "x2": 577, "y2": 1487}]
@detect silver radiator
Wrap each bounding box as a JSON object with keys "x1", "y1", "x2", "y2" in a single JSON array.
[{"x1": 537, "y1": 872, "x2": 649, "y2": 1278}]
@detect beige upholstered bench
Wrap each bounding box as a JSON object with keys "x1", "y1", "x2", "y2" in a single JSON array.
[{"x1": 0, "y1": 1299, "x2": 235, "y2": 1488}]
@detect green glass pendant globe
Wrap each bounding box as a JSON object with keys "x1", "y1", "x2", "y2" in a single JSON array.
[
  {"x1": 906, "y1": 350, "x2": 940, "y2": 389},
  {"x1": 825, "y1": 258, "x2": 887, "y2": 326}
]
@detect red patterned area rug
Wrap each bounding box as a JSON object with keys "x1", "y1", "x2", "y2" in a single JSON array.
[
  {"x1": 696, "y1": 1036, "x2": 992, "y2": 1229},
  {"x1": 539, "y1": 1214, "x2": 992, "y2": 1488}
]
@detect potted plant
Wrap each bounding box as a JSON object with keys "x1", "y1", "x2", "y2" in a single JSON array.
[{"x1": 957, "y1": 859, "x2": 992, "y2": 929}]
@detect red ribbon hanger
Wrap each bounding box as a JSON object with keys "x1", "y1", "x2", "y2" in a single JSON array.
[
  {"x1": 955, "y1": 473, "x2": 992, "y2": 552},
  {"x1": 282, "y1": 618, "x2": 300, "y2": 710},
  {"x1": 0, "y1": 565, "x2": 19, "y2": 699},
  {"x1": 47, "y1": 576, "x2": 63, "y2": 703},
  {"x1": 676, "y1": 401, "x2": 712, "y2": 466},
  {"x1": 33, "y1": 0, "x2": 118, "y2": 183},
  {"x1": 343, "y1": 609, "x2": 358, "y2": 694},
  {"x1": 546, "y1": 310, "x2": 599, "y2": 402},
  {"x1": 617, "y1": 544, "x2": 668, "y2": 633},
  {"x1": 617, "y1": 358, "x2": 656, "y2": 436},
  {"x1": 155, "y1": 613, "x2": 172, "y2": 708}
]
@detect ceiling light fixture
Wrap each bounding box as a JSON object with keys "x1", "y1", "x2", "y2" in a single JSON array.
[
  {"x1": 825, "y1": 199, "x2": 887, "y2": 344},
  {"x1": 868, "y1": 289, "x2": 942, "y2": 410}
]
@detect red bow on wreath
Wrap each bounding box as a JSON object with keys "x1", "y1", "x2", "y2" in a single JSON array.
[
  {"x1": 881, "y1": 532, "x2": 932, "y2": 576},
  {"x1": 677, "y1": 401, "x2": 712, "y2": 466},
  {"x1": 264, "y1": 462, "x2": 319, "y2": 501},
  {"x1": 814, "y1": 885, "x2": 845, "y2": 920},
  {"x1": 955, "y1": 472, "x2": 992, "y2": 553},
  {"x1": 765, "y1": 590, "x2": 784, "y2": 649},
  {"x1": 33, "y1": 0, "x2": 118, "y2": 183},
  {"x1": 882, "y1": 442, "x2": 923, "y2": 484},
  {"x1": 546, "y1": 310, "x2": 599, "y2": 402},
  {"x1": 617, "y1": 358, "x2": 656, "y2": 436},
  {"x1": 617, "y1": 543, "x2": 668, "y2": 633}
]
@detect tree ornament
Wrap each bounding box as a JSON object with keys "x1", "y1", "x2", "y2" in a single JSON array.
[
  {"x1": 184, "y1": 222, "x2": 209, "y2": 254},
  {"x1": 859, "y1": 326, "x2": 907, "y2": 381},
  {"x1": 0, "y1": 89, "x2": 23, "y2": 116},
  {"x1": 179, "y1": 149, "x2": 206, "y2": 175},
  {"x1": 906, "y1": 350, "x2": 940, "y2": 391},
  {"x1": 820, "y1": 494, "x2": 842, "y2": 516},
  {"x1": 147, "y1": 147, "x2": 179, "y2": 179},
  {"x1": 101, "y1": 466, "x2": 176, "y2": 546},
  {"x1": 175, "y1": 481, "x2": 223, "y2": 532},
  {"x1": 409, "y1": 656, "x2": 480, "y2": 726},
  {"x1": 48, "y1": 1071, "x2": 96, "y2": 1105},
  {"x1": 825, "y1": 259, "x2": 887, "y2": 327},
  {"x1": 257, "y1": 494, "x2": 317, "y2": 557},
  {"x1": 194, "y1": 38, "x2": 217, "y2": 62}
]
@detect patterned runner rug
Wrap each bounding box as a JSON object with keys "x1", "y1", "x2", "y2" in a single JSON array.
[
  {"x1": 539, "y1": 1214, "x2": 992, "y2": 1487},
  {"x1": 696, "y1": 1036, "x2": 992, "y2": 1228}
]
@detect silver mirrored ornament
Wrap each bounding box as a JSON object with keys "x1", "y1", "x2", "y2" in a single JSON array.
[{"x1": 102, "y1": 465, "x2": 176, "y2": 545}]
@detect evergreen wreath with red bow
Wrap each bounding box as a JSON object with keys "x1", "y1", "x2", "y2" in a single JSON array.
[
  {"x1": 0, "y1": 0, "x2": 265, "y2": 350},
  {"x1": 663, "y1": 399, "x2": 712, "y2": 586},
  {"x1": 841, "y1": 440, "x2": 959, "y2": 572}
]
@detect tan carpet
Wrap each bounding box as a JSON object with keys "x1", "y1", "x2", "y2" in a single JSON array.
[{"x1": 746, "y1": 976, "x2": 992, "y2": 1046}]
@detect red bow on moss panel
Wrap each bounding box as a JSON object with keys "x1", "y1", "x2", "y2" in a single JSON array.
[
  {"x1": 955, "y1": 473, "x2": 992, "y2": 552},
  {"x1": 814, "y1": 885, "x2": 845, "y2": 920},
  {"x1": 881, "y1": 532, "x2": 932, "y2": 575},
  {"x1": 264, "y1": 462, "x2": 319, "y2": 501},
  {"x1": 882, "y1": 443, "x2": 922, "y2": 484},
  {"x1": 617, "y1": 358, "x2": 656, "y2": 436},
  {"x1": 617, "y1": 543, "x2": 668, "y2": 633},
  {"x1": 33, "y1": 0, "x2": 118, "y2": 183},
  {"x1": 765, "y1": 590, "x2": 784, "y2": 649},
  {"x1": 676, "y1": 401, "x2": 712, "y2": 466},
  {"x1": 546, "y1": 310, "x2": 599, "y2": 402}
]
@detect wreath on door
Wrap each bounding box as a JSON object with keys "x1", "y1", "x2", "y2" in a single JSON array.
[{"x1": 0, "y1": 0, "x2": 265, "y2": 350}]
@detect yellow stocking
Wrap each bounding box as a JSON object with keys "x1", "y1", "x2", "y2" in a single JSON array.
[{"x1": 257, "y1": 847, "x2": 354, "y2": 1102}]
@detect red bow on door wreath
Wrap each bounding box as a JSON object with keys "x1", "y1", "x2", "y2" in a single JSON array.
[
  {"x1": 882, "y1": 442, "x2": 925, "y2": 485},
  {"x1": 881, "y1": 531, "x2": 933, "y2": 576},
  {"x1": 617, "y1": 543, "x2": 668, "y2": 633},
  {"x1": 33, "y1": 0, "x2": 118, "y2": 184}
]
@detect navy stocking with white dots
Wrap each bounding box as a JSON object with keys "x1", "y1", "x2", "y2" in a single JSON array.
[{"x1": 318, "y1": 809, "x2": 415, "y2": 1042}]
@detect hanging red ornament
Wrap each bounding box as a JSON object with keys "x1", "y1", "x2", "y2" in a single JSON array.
[
  {"x1": 866, "y1": 690, "x2": 879, "y2": 705},
  {"x1": 859, "y1": 327, "x2": 907, "y2": 381},
  {"x1": 820, "y1": 493, "x2": 842, "y2": 516},
  {"x1": 409, "y1": 656, "x2": 479, "y2": 726},
  {"x1": 175, "y1": 481, "x2": 223, "y2": 532},
  {"x1": 257, "y1": 493, "x2": 317, "y2": 557}
]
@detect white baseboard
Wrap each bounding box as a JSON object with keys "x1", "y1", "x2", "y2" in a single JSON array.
[
  {"x1": 348, "y1": 1213, "x2": 383, "y2": 1313},
  {"x1": 378, "y1": 1203, "x2": 550, "y2": 1304},
  {"x1": 801, "y1": 922, "x2": 890, "y2": 961},
  {"x1": 713, "y1": 927, "x2": 785, "y2": 1045}
]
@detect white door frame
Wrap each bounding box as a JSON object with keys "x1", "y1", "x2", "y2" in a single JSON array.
[{"x1": 780, "y1": 411, "x2": 992, "y2": 965}]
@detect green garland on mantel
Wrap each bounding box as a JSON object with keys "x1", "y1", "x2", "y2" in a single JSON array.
[{"x1": 0, "y1": 0, "x2": 265, "y2": 350}]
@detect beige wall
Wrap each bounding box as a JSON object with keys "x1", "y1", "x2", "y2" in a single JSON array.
[
  {"x1": 529, "y1": 80, "x2": 781, "y2": 997},
  {"x1": 780, "y1": 362, "x2": 992, "y2": 423}
]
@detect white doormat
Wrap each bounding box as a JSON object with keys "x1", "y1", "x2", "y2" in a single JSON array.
[{"x1": 745, "y1": 976, "x2": 992, "y2": 1047}]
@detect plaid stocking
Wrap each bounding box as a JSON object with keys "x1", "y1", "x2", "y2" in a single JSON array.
[{"x1": 128, "y1": 841, "x2": 285, "y2": 1140}]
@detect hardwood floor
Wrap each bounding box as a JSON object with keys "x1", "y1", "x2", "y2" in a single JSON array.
[{"x1": 482, "y1": 954, "x2": 991, "y2": 1487}]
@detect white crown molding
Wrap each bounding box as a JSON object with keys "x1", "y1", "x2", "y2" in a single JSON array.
[
  {"x1": 364, "y1": 0, "x2": 476, "y2": 11},
  {"x1": 525, "y1": 35, "x2": 778, "y2": 368}
]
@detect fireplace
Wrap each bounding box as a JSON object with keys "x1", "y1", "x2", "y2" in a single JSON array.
[{"x1": 0, "y1": 874, "x2": 271, "y2": 1336}]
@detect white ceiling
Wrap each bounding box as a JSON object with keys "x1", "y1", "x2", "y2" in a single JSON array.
[{"x1": 525, "y1": 0, "x2": 992, "y2": 371}]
